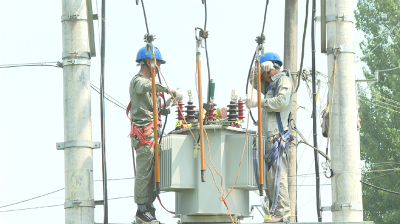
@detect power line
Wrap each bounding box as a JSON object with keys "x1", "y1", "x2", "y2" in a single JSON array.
[
  {"x1": 90, "y1": 83, "x2": 126, "y2": 110},
  {"x1": 364, "y1": 169, "x2": 400, "y2": 181},
  {"x1": 365, "y1": 168, "x2": 400, "y2": 173},
  {"x1": 358, "y1": 97, "x2": 400, "y2": 114},
  {"x1": 0, "y1": 188, "x2": 64, "y2": 209},
  {"x1": 361, "y1": 180, "x2": 400, "y2": 196},
  {"x1": 376, "y1": 66, "x2": 400, "y2": 72},
  {"x1": 0, "y1": 62, "x2": 61, "y2": 68},
  {"x1": 359, "y1": 95, "x2": 400, "y2": 110}
]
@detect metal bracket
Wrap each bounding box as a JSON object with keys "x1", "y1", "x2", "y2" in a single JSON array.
[
  {"x1": 64, "y1": 200, "x2": 95, "y2": 208},
  {"x1": 62, "y1": 51, "x2": 91, "y2": 59},
  {"x1": 326, "y1": 45, "x2": 355, "y2": 54},
  {"x1": 56, "y1": 141, "x2": 100, "y2": 150},
  {"x1": 316, "y1": 14, "x2": 355, "y2": 23},
  {"x1": 61, "y1": 13, "x2": 87, "y2": 22},
  {"x1": 61, "y1": 58, "x2": 91, "y2": 67},
  {"x1": 94, "y1": 200, "x2": 104, "y2": 205},
  {"x1": 331, "y1": 202, "x2": 363, "y2": 211}
]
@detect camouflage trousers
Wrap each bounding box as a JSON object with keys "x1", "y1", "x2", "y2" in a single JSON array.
[
  {"x1": 265, "y1": 135, "x2": 290, "y2": 217},
  {"x1": 131, "y1": 129, "x2": 158, "y2": 217}
]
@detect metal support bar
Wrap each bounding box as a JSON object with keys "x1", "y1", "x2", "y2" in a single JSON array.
[
  {"x1": 61, "y1": 58, "x2": 91, "y2": 67},
  {"x1": 95, "y1": 200, "x2": 104, "y2": 205},
  {"x1": 64, "y1": 200, "x2": 95, "y2": 209},
  {"x1": 56, "y1": 141, "x2": 100, "y2": 150},
  {"x1": 61, "y1": 13, "x2": 87, "y2": 22}
]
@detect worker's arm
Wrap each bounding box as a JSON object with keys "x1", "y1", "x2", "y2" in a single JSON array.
[
  {"x1": 131, "y1": 76, "x2": 168, "y2": 94},
  {"x1": 262, "y1": 76, "x2": 293, "y2": 112},
  {"x1": 248, "y1": 67, "x2": 267, "y2": 95}
]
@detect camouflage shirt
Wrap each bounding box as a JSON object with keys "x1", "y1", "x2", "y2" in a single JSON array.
[{"x1": 129, "y1": 71, "x2": 168, "y2": 126}]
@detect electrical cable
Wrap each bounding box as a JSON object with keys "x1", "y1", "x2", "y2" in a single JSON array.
[
  {"x1": 139, "y1": 0, "x2": 150, "y2": 34},
  {"x1": 358, "y1": 95, "x2": 400, "y2": 110},
  {"x1": 245, "y1": 0, "x2": 270, "y2": 125},
  {"x1": 295, "y1": 0, "x2": 310, "y2": 92},
  {"x1": 0, "y1": 62, "x2": 60, "y2": 69},
  {"x1": 90, "y1": 84, "x2": 126, "y2": 110},
  {"x1": 358, "y1": 98, "x2": 400, "y2": 114},
  {"x1": 157, "y1": 70, "x2": 168, "y2": 145},
  {"x1": 365, "y1": 168, "x2": 400, "y2": 173},
  {"x1": 99, "y1": 0, "x2": 108, "y2": 222},
  {"x1": 363, "y1": 170, "x2": 400, "y2": 180},
  {"x1": 201, "y1": 0, "x2": 212, "y2": 106},
  {"x1": 311, "y1": 0, "x2": 322, "y2": 220},
  {"x1": 0, "y1": 188, "x2": 64, "y2": 209},
  {"x1": 361, "y1": 180, "x2": 400, "y2": 196}
]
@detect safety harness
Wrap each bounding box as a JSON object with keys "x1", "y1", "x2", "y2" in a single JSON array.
[
  {"x1": 126, "y1": 100, "x2": 162, "y2": 149},
  {"x1": 264, "y1": 75, "x2": 293, "y2": 214}
]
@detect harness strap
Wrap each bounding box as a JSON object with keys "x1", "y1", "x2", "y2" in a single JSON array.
[{"x1": 130, "y1": 120, "x2": 162, "y2": 149}]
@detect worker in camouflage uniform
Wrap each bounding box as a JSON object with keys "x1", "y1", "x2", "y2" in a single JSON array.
[
  {"x1": 246, "y1": 52, "x2": 293, "y2": 223},
  {"x1": 129, "y1": 46, "x2": 183, "y2": 224}
]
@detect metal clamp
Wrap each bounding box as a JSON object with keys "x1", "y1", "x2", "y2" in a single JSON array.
[
  {"x1": 64, "y1": 200, "x2": 95, "y2": 209},
  {"x1": 61, "y1": 13, "x2": 87, "y2": 22},
  {"x1": 61, "y1": 58, "x2": 91, "y2": 67},
  {"x1": 327, "y1": 45, "x2": 355, "y2": 55},
  {"x1": 317, "y1": 14, "x2": 355, "y2": 23},
  {"x1": 331, "y1": 202, "x2": 362, "y2": 211},
  {"x1": 56, "y1": 141, "x2": 100, "y2": 150},
  {"x1": 62, "y1": 51, "x2": 91, "y2": 59}
]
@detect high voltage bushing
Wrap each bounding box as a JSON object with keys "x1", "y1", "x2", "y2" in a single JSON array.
[
  {"x1": 207, "y1": 103, "x2": 215, "y2": 121},
  {"x1": 185, "y1": 101, "x2": 196, "y2": 123},
  {"x1": 227, "y1": 101, "x2": 238, "y2": 122},
  {"x1": 238, "y1": 100, "x2": 245, "y2": 120},
  {"x1": 176, "y1": 101, "x2": 185, "y2": 121}
]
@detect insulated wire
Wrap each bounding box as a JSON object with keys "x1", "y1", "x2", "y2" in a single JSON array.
[
  {"x1": 358, "y1": 98, "x2": 400, "y2": 114},
  {"x1": 90, "y1": 84, "x2": 126, "y2": 110},
  {"x1": 0, "y1": 62, "x2": 60, "y2": 68},
  {"x1": 364, "y1": 170, "x2": 400, "y2": 180},
  {"x1": 295, "y1": 0, "x2": 310, "y2": 93},
  {"x1": 246, "y1": 0, "x2": 270, "y2": 125},
  {"x1": 361, "y1": 180, "x2": 400, "y2": 196},
  {"x1": 358, "y1": 95, "x2": 400, "y2": 110},
  {"x1": 0, "y1": 188, "x2": 64, "y2": 209},
  {"x1": 100, "y1": 0, "x2": 108, "y2": 222},
  {"x1": 140, "y1": 0, "x2": 150, "y2": 34}
]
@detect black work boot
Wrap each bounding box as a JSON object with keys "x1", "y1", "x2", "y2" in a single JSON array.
[{"x1": 135, "y1": 209, "x2": 160, "y2": 224}]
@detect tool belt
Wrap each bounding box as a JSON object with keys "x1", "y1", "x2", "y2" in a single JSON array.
[{"x1": 130, "y1": 120, "x2": 162, "y2": 149}]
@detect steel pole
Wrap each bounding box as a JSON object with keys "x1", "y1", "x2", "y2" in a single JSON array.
[
  {"x1": 283, "y1": 0, "x2": 298, "y2": 222},
  {"x1": 61, "y1": 0, "x2": 94, "y2": 223},
  {"x1": 326, "y1": 0, "x2": 363, "y2": 221}
]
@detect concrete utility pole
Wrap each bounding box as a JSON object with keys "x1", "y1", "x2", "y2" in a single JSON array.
[
  {"x1": 59, "y1": 0, "x2": 95, "y2": 223},
  {"x1": 284, "y1": 0, "x2": 298, "y2": 222},
  {"x1": 326, "y1": 0, "x2": 363, "y2": 221}
]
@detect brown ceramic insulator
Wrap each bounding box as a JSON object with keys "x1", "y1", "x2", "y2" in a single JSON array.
[
  {"x1": 207, "y1": 101, "x2": 215, "y2": 121},
  {"x1": 238, "y1": 100, "x2": 245, "y2": 120},
  {"x1": 227, "y1": 100, "x2": 238, "y2": 122},
  {"x1": 185, "y1": 101, "x2": 196, "y2": 123},
  {"x1": 176, "y1": 101, "x2": 185, "y2": 120}
]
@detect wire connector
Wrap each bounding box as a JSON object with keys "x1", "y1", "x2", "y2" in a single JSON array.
[{"x1": 255, "y1": 35, "x2": 266, "y2": 45}]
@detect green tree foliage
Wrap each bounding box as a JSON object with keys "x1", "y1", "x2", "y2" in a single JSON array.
[{"x1": 355, "y1": 0, "x2": 400, "y2": 223}]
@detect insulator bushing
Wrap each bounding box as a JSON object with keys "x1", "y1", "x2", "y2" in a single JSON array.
[
  {"x1": 207, "y1": 102, "x2": 215, "y2": 121},
  {"x1": 238, "y1": 100, "x2": 245, "y2": 120},
  {"x1": 227, "y1": 100, "x2": 238, "y2": 122},
  {"x1": 185, "y1": 101, "x2": 196, "y2": 123},
  {"x1": 176, "y1": 101, "x2": 185, "y2": 120}
]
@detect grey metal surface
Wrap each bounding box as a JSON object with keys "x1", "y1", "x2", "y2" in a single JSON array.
[{"x1": 161, "y1": 126, "x2": 258, "y2": 222}]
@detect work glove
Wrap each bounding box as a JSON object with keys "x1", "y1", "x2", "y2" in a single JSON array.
[
  {"x1": 260, "y1": 61, "x2": 274, "y2": 75},
  {"x1": 169, "y1": 89, "x2": 183, "y2": 100},
  {"x1": 244, "y1": 98, "x2": 258, "y2": 109}
]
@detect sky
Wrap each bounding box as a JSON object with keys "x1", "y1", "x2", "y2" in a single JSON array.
[{"x1": 0, "y1": 0, "x2": 368, "y2": 223}]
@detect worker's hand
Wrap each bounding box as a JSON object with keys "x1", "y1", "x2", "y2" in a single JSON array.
[
  {"x1": 244, "y1": 98, "x2": 258, "y2": 109},
  {"x1": 260, "y1": 61, "x2": 274, "y2": 74},
  {"x1": 165, "y1": 96, "x2": 173, "y2": 107},
  {"x1": 168, "y1": 89, "x2": 184, "y2": 102}
]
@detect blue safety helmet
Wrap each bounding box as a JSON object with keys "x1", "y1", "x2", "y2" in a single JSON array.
[
  {"x1": 136, "y1": 46, "x2": 166, "y2": 64},
  {"x1": 259, "y1": 52, "x2": 283, "y2": 68}
]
